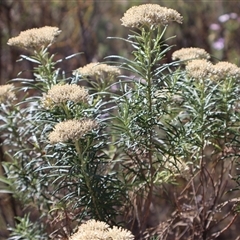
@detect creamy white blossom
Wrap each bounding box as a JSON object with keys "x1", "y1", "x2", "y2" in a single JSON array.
[
  {"x1": 7, "y1": 26, "x2": 61, "y2": 50},
  {"x1": 48, "y1": 119, "x2": 97, "y2": 144},
  {"x1": 121, "y1": 4, "x2": 183, "y2": 28}
]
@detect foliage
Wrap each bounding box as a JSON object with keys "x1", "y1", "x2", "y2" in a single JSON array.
[
  {"x1": 0, "y1": 3, "x2": 240, "y2": 240},
  {"x1": 8, "y1": 214, "x2": 47, "y2": 240}
]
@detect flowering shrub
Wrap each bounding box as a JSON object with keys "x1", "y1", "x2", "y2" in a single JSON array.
[{"x1": 1, "y1": 3, "x2": 240, "y2": 240}]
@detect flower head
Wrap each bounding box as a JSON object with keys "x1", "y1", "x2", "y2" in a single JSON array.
[
  {"x1": 211, "y1": 61, "x2": 240, "y2": 80},
  {"x1": 0, "y1": 84, "x2": 15, "y2": 104},
  {"x1": 172, "y1": 47, "x2": 210, "y2": 61},
  {"x1": 74, "y1": 62, "x2": 120, "y2": 78},
  {"x1": 107, "y1": 226, "x2": 135, "y2": 240},
  {"x1": 48, "y1": 119, "x2": 97, "y2": 144},
  {"x1": 186, "y1": 59, "x2": 213, "y2": 79},
  {"x1": 121, "y1": 4, "x2": 183, "y2": 28},
  {"x1": 41, "y1": 84, "x2": 89, "y2": 109},
  {"x1": 7, "y1": 26, "x2": 61, "y2": 50},
  {"x1": 69, "y1": 219, "x2": 134, "y2": 240}
]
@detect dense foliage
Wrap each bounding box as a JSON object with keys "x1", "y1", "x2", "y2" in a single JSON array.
[{"x1": 1, "y1": 2, "x2": 240, "y2": 240}]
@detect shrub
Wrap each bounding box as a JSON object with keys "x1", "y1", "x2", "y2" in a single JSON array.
[{"x1": 1, "y1": 4, "x2": 240, "y2": 240}]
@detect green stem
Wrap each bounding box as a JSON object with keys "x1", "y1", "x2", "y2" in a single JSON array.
[
  {"x1": 139, "y1": 27, "x2": 155, "y2": 234},
  {"x1": 61, "y1": 103, "x2": 71, "y2": 119},
  {"x1": 198, "y1": 79, "x2": 206, "y2": 213},
  {"x1": 74, "y1": 140, "x2": 102, "y2": 220},
  {"x1": 34, "y1": 49, "x2": 55, "y2": 89}
]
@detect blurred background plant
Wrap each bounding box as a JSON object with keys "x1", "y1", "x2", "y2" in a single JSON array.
[
  {"x1": 7, "y1": 214, "x2": 47, "y2": 240},
  {"x1": 1, "y1": 1, "x2": 240, "y2": 240}
]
